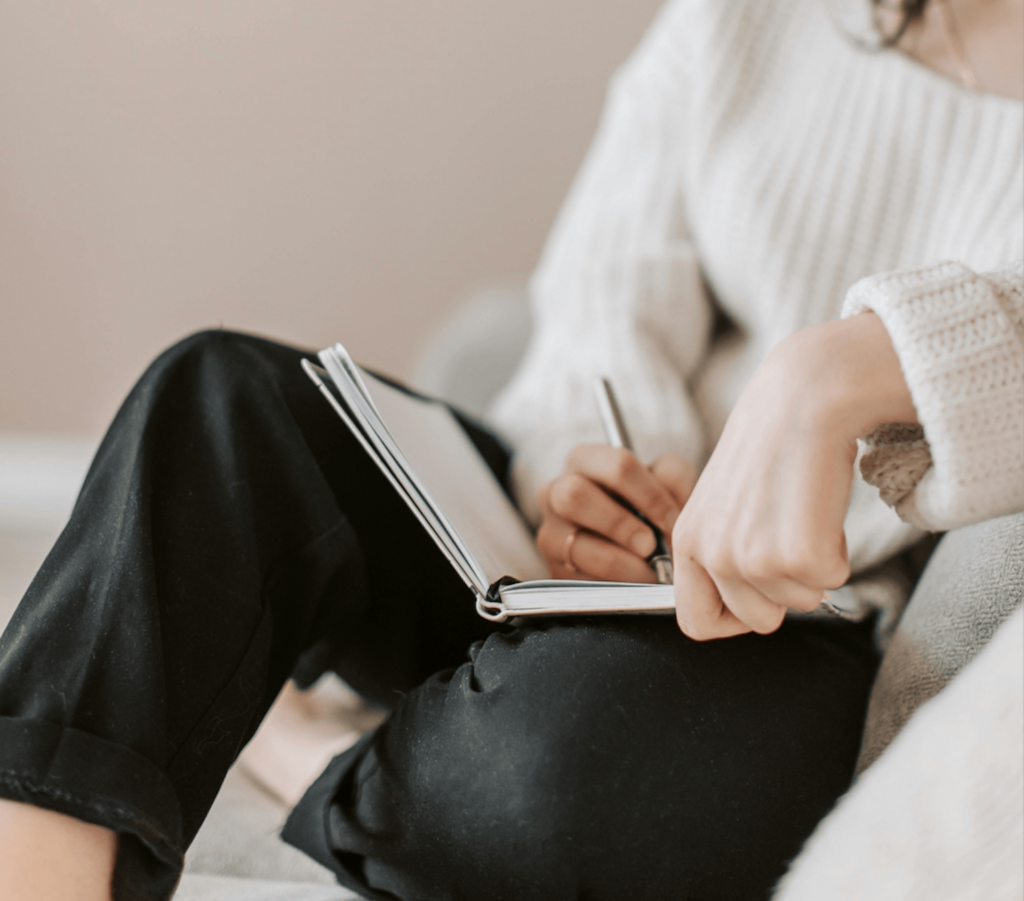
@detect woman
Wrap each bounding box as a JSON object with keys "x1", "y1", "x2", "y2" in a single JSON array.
[{"x1": 1, "y1": 0, "x2": 1021, "y2": 899}]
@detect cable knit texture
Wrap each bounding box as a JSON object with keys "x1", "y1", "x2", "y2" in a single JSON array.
[
  {"x1": 490, "y1": 0, "x2": 1023, "y2": 569},
  {"x1": 845, "y1": 261, "x2": 1024, "y2": 530},
  {"x1": 857, "y1": 424, "x2": 933, "y2": 510}
]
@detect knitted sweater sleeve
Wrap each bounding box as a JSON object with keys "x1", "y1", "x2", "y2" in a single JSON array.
[
  {"x1": 488, "y1": 2, "x2": 712, "y2": 524},
  {"x1": 842, "y1": 260, "x2": 1024, "y2": 532}
]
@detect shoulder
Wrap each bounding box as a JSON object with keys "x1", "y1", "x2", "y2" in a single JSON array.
[{"x1": 625, "y1": 0, "x2": 811, "y2": 81}]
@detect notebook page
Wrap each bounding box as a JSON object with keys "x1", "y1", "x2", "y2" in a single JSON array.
[
  {"x1": 302, "y1": 360, "x2": 483, "y2": 595},
  {"x1": 323, "y1": 346, "x2": 487, "y2": 586},
  {"x1": 359, "y1": 373, "x2": 549, "y2": 587},
  {"x1": 497, "y1": 580, "x2": 675, "y2": 617},
  {"x1": 317, "y1": 352, "x2": 488, "y2": 593}
]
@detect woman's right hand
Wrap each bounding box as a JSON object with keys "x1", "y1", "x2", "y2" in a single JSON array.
[{"x1": 536, "y1": 445, "x2": 696, "y2": 582}]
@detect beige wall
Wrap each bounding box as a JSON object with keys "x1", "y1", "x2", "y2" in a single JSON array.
[{"x1": 0, "y1": 0, "x2": 663, "y2": 434}]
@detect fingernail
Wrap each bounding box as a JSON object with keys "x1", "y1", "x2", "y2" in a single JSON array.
[{"x1": 631, "y1": 531, "x2": 655, "y2": 557}]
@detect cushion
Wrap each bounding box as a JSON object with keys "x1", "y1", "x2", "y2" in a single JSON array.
[{"x1": 856, "y1": 512, "x2": 1023, "y2": 772}]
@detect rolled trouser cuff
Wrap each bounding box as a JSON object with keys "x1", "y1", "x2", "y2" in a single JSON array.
[{"x1": 0, "y1": 716, "x2": 184, "y2": 901}]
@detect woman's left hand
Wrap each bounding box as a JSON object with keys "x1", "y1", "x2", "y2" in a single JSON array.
[{"x1": 671, "y1": 313, "x2": 920, "y2": 640}]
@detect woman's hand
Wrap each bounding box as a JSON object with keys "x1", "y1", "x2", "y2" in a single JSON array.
[
  {"x1": 672, "y1": 313, "x2": 919, "y2": 640},
  {"x1": 537, "y1": 446, "x2": 697, "y2": 582}
]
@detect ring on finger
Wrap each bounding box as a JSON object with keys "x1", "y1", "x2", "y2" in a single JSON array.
[{"x1": 563, "y1": 529, "x2": 580, "y2": 574}]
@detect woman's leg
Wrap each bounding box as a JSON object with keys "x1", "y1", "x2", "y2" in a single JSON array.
[
  {"x1": 0, "y1": 330, "x2": 498, "y2": 901},
  {"x1": 0, "y1": 800, "x2": 117, "y2": 901},
  {"x1": 0, "y1": 328, "x2": 882, "y2": 901},
  {"x1": 284, "y1": 613, "x2": 880, "y2": 901}
]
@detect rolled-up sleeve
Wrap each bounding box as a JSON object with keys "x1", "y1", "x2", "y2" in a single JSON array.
[{"x1": 843, "y1": 260, "x2": 1024, "y2": 531}]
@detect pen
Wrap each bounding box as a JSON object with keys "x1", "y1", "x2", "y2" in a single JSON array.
[{"x1": 593, "y1": 378, "x2": 674, "y2": 585}]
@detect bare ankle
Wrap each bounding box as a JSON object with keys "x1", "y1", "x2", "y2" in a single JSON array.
[{"x1": 0, "y1": 799, "x2": 117, "y2": 901}]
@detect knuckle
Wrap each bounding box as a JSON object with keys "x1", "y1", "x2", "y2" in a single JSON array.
[
  {"x1": 740, "y1": 546, "x2": 781, "y2": 582},
  {"x1": 580, "y1": 542, "x2": 624, "y2": 582},
  {"x1": 549, "y1": 474, "x2": 589, "y2": 515},
  {"x1": 535, "y1": 521, "x2": 561, "y2": 556},
  {"x1": 653, "y1": 453, "x2": 697, "y2": 491},
  {"x1": 751, "y1": 605, "x2": 787, "y2": 635},
  {"x1": 790, "y1": 591, "x2": 825, "y2": 613},
  {"x1": 777, "y1": 539, "x2": 826, "y2": 583},
  {"x1": 609, "y1": 510, "x2": 640, "y2": 544},
  {"x1": 621, "y1": 530, "x2": 653, "y2": 559},
  {"x1": 649, "y1": 454, "x2": 675, "y2": 484},
  {"x1": 787, "y1": 550, "x2": 842, "y2": 587},
  {"x1": 651, "y1": 452, "x2": 679, "y2": 476},
  {"x1": 644, "y1": 487, "x2": 674, "y2": 518},
  {"x1": 564, "y1": 476, "x2": 593, "y2": 510},
  {"x1": 707, "y1": 547, "x2": 735, "y2": 579},
  {"x1": 608, "y1": 449, "x2": 640, "y2": 484},
  {"x1": 679, "y1": 456, "x2": 699, "y2": 484}
]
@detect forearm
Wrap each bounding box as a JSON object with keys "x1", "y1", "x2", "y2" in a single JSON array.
[
  {"x1": 773, "y1": 313, "x2": 919, "y2": 443},
  {"x1": 670, "y1": 312, "x2": 922, "y2": 640}
]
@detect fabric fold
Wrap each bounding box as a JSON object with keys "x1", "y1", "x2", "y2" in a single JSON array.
[{"x1": 0, "y1": 716, "x2": 184, "y2": 900}]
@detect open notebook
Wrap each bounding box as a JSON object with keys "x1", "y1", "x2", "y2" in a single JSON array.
[{"x1": 301, "y1": 343, "x2": 677, "y2": 622}]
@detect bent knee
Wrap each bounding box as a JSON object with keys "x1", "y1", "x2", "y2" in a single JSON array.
[
  {"x1": 128, "y1": 329, "x2": 304, "y2": 418},
  {"x1": 147, "y1": 329, "x2": 267, "y2": 384},
  {"x1": 314, "y1": 620, "x2": 699, "y2": 900},
  {"x1": 299, "y1": 618, "x2": 877, "y2": 901}
]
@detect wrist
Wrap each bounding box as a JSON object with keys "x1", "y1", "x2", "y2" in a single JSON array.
[{"x1": 776, "y1": 314, "x2": 919, "y2": 441}]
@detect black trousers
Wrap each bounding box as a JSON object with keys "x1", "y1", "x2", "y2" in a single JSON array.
[{"x1": 0, "y1": 331, "x2": 879, "y2": 901}]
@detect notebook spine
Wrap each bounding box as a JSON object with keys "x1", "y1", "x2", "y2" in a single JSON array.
[{"x1": 475, "y1": 575, "x2": 522, "y2": 622}]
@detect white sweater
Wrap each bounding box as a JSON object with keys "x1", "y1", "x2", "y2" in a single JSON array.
[{"x1": 490, "y1": 0, "x2": 1023, "y2": 576}]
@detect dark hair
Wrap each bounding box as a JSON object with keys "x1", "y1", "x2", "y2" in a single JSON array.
[{"x1": 872, "y1": 0, "x2": 931, "y2": 45}]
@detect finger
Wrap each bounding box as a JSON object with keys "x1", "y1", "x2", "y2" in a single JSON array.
[
  {"x1": 536, "y1": 516, "x2": 653, "y2": 583},
  {"x1": 536, "y1": 514, "x2": 579, "y2": 578},
  {"x1": 746, "y1": 574, "x2": 830, "y2": 613},
  {"x1": 731, "y1": 537, "x2": 837, "y2": 613},
  {"x1": 566, "y1": 445, "x2": 682, "y2": 535},
  {"x1": 673, "y1": 554, "x2": 750, "y2": 641},
  {"x1": 570, "y1": 531, "x2": 658, "y2": 584},
  {"x1": 547, "y1": 473, "x2": 658, "y2": 558},
  {"x1": 746, "y1": 527, "x2": 851, "y2": 610},
  {"x1": 712, "y1": 576, "x2": 787, "y2": 635},
  {"x1": 649, "y1": 454, "x2": 699, "y2": 509}
]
